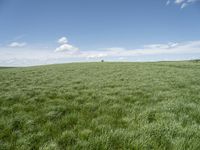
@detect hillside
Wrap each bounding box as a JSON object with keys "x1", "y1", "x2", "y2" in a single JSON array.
[{"x1": 1, "y1": 62, "x2": 200, "y2": 149}]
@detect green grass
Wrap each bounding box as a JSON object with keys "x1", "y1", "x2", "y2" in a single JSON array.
[
  {"x1": 1, "y1": 61, "x2": 200, "y2": 149},
  {"x1": 0, "y1": 67, "x2": 15, "y2": 70}
]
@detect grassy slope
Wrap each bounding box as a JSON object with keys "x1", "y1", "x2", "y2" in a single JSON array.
[{"x1": 1, "y1": 62, "x2": 200, "y2": 149}]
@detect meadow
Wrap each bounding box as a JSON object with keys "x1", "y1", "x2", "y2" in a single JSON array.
[{"x1": 1, "y1": 61, "x2": 200, "y2": 149}]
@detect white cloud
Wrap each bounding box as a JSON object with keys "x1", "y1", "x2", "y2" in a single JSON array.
[
  {"x1": 55, "y1": 36, "x2": 79, "y2": 52},
  {"x1": 9, "y1": 42, "x2": 27, "y2": 48},
  {"x1": 55, "y1": 43, "x2": 79, "y2": 52},
  {"x1": 175, "y1": 0, "x2": 185, "y2": 4},
  {"x1": 105, "y1": 47, "x2": 126, "y2": 51},
  {"x1": 58, "y1": 37, "x2": 68, "y2": 44},
  {"x1": 77, "y1": 40, "x2": 200, "y2": 59},
  {"x1": 1, "y1": 40, "x2": 200, "y2": 66},
  {"x1": 144, "y1": 42, "x2": 179, "y2": 49},
  {"x1": 167, "y1": 0, "x2": 200, "y2": 8}
]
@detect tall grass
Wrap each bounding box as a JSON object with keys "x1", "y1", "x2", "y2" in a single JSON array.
[{"x1": 1, "y1": 62, "x2": 200, "y2": 149}]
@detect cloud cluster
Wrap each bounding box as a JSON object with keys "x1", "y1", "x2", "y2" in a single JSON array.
[
  {"x1": 55, "y1": 37, "x2": 79, "y2": 52},
  {"x1": 9, "y1": 42, "x2": 26, "y2": 48},
  {"x1": 167, "y1": 0, "x2": 200, "y2": 8},
  {"x1": 1, "y1": 39, "x2": 200, "y2": 66},
  {"x1": 85, "y1": 40, "x2": 200, "y2": 58}
]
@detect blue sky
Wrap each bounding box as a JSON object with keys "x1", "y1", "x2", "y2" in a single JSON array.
[{"x1": 0, "y1": 0, "x2": 200, "y2": 66}]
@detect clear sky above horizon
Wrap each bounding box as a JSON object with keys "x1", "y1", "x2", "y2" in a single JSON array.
[{"x1": 0, "y1": 0, "x2": 200, "y2": 66}]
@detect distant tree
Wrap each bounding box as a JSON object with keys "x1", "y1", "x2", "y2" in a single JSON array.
[{"x1": 101, "y1": 60, "x2": 104, "y2": 62}]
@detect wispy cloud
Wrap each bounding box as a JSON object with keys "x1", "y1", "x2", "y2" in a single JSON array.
[
  {"x1": 166, "y1": 0, "x2": 171, "y2": 5},
  {"x1": 167, "y1": 0, "x2": 200, "y2": 8},
  {"x1": 55, "y1": 37, "x2": 79, "y2": 52},
  {"x1": 13, "y1": 34, "x2": 26, "y2": 41},
  {"x1": 181, "y1": 3, "x2": 188, "y2": 8},
  {"x1": 86, "y1": 40, "x2": 200, "y2": 58},
  {"x1": 175, "y1": 0, "x2": 185, "y2": 4},
  {"x1": 9, "y1": 42, "x2": 27, "y2": 48}
]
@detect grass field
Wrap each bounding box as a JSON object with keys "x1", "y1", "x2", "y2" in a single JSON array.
[{"x1": 1, "y1": 61, "x2": 200, "y2": 149}]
